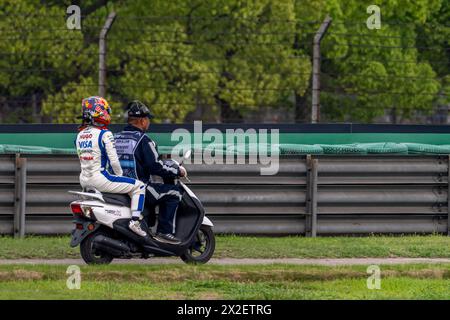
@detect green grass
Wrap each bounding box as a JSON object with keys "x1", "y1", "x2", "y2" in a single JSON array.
[
  {"x1": 0, "y1": 234, "x2": 450, "y2": 259},
  {"x1": 216, "y1": 234, "x2": 450, "y2": 258},
  {"x1": 0, "y1": 263, "x2": 449, "y2": 299}
]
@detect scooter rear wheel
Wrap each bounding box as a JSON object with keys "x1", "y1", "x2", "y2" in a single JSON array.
[
  {"x1": 180, "y1": 225, "x2": 215, "y2": 264},
  {"x1": 80, "y1": 231, "x2": 114, "y2": 265}
]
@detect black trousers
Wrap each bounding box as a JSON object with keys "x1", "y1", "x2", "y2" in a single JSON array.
[{"x1": 145, "y1": 183, "x2": 182, "y2": 234}]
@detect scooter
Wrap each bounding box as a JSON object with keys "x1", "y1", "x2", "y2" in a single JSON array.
[{"x1": 68, "y1": 150, "x2": 215, "y2": 265}]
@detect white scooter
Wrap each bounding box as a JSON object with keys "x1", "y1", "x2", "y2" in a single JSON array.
[{"x1": 69, "y1": 150, "x2": 215, "y2": 264}]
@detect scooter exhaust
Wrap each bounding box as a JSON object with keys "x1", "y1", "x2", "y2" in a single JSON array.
[{"x1": 93, "y1": 235, "x2": 131, "y2": 257}]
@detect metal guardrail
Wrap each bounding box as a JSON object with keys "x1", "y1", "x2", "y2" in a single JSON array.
[{"x1": 0, "y1": 154, "x2": 449, "y2": 236}]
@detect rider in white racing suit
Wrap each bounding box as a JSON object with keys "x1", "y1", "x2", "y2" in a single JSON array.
[{"x1": 76, "y1": 96, "x2": 147, "y2": 237}]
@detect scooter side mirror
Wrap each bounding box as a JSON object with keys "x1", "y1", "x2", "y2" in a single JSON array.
[
  {"x1": 180, "y1": 149, "x2": 191, "y2": 166},
  {"x1": 183, "y1": 149, "x2": 192, "y2": 160},
  {"x1": 179, "y1": 149, "x2": 191, "y2": 183}
]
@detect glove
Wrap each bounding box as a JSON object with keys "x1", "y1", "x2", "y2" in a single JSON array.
[{"x1": 179, "y1": 166, "x2": 187, "y2": 177}]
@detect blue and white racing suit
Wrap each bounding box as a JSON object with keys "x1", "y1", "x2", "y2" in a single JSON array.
[{"x1": 76, "y1": 125, "x2": 145, "y2": 218}]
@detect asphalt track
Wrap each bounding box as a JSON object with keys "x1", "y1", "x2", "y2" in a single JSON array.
[{"x1": 0, "y1": 258, "x2": 449, "y2": 265}]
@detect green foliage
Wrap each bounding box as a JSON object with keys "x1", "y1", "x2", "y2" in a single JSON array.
[
  {"x1": 320, "y1": 0, "x2": 446, "y2": 122},
  {"x1": 0, "y1": 0, "x2": 448, "y2": 123}
]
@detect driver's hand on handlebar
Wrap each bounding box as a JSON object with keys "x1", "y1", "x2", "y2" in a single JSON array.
[{"x1": 179, "y1": 166, "x2": 187, "y2": 177}]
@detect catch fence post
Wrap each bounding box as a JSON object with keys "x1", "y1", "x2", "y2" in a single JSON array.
[
  {"x1": 98, "y1": 12, "x2": 117, "y2": 97},
  {"x1": 306, "y1": 155, "x2": 318, "y2": 237},
  {"x1": 311, "y1": 15, "x2": 332, "y2": 123},
  {"x1": 14, "y1": 154, "x2": 27, "y2": 238},
  {"x1": 448, "y1": 155, "x2": 450, "y2": 235}
]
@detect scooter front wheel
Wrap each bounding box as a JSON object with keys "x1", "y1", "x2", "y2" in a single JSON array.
[
  {"x1": 80, "y1": 231, "x2": 114, "y2": 265},
  {"x1": 180, "y1": 225, "x2": 215, "y2": 264}
]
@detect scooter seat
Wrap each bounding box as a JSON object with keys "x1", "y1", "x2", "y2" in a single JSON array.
[{"x1": 102, "y1": 193, "x2": 131, "y2": 207}]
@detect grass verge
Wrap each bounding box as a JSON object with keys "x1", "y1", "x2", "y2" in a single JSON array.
[
  {"x1": 0, "y1": 234, "x2": 449, "y2": 259},
  {"x1": 0, "y1": 263, "x2": 449, "y2": 299}
]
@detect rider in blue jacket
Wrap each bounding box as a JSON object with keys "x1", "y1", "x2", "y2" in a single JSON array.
[{"x1": 114, "y1": 101, "x2": 187, "y2": 244}]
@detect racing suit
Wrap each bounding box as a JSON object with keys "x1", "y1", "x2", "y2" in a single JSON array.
[
  {"x1": 76, "y1": 125, "x2": 146, "y2": 218},
  {"x1": 114, "y1": 125, "x2": 182, "y2": 234}
]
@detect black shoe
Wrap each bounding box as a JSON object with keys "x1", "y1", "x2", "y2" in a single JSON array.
[{"x1": 154, "y1": 233, "x2": 181, "y2": 244}]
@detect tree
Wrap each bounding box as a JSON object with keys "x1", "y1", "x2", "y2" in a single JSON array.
[
  {"x1": 1, "y1": 0, "x2": 448, "y2": 124},
  {"x1": 318, "y1": 0, "x2": 444, "y2": 123},
  {"x1": 0, "y1": 0, "x2": 112, "y2": 123},
  {"x1": 42, "y1": 0, "x2": 312, "y2": 123}
]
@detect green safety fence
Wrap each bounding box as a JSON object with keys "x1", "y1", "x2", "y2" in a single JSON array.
[
  {"x1": 278, "y1": 143, "x2": 323, "y2": 155},
  {"x1": 157, "y1": 145, "x2": 177, "y2": 155},
  {"x1": 403, "y1": 143, "x2": 450, "y2": 154},
  {"x1": 226, "y1": 143, "x2": 274, "y2": 155},
  {"x1": 3, "y1": 142, "x2": 450, "y2": 155},
  {"x1": 0, "y1": 144, "x2": 53, "y2": 154},
  {"x1": 354, "y1": 142, "x2": 409, "y2": 154},
  {"x1": 50, "y1": 147, "x2": 79, "y2": 155},
  {"x1": 316, "y1": 144, "x2": 368, "y2": 155},
  {"x1": 159, "y1": 144, "x2": 220, "y2": 156}
]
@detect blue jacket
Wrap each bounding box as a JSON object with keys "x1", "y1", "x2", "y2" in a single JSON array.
[{"x1": 114, "y1": 125, "x2": 180, "y2": 184}]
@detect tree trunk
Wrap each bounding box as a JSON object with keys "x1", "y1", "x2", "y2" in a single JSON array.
[
  {"x1": 216, "y1": 94, "x2": 243, "y2": 123},
  {"x1": 391, "y1": 107, "x2": 397, "y2": 124},
  {"x1": 31, "y1": 93, "x2": 43, "y2": 123},
  {"x1": 295, "y1": 88, "x2": 311, "y2": 123}
]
